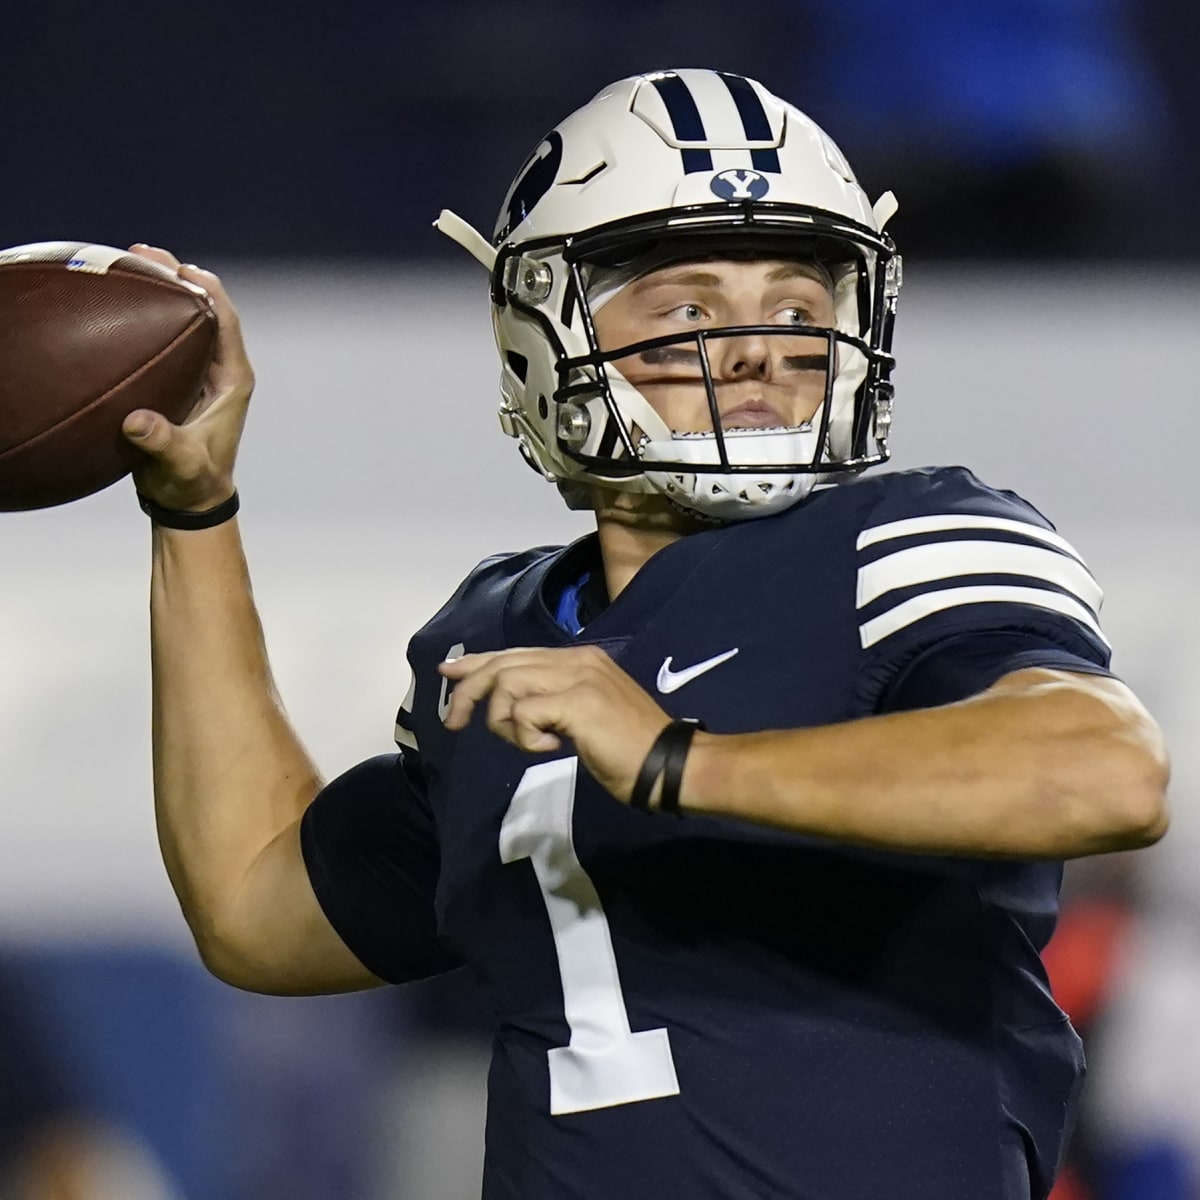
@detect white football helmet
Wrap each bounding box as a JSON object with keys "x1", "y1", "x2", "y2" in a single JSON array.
[{"x1": 437, "y1": 68, "x2": 901, "y2": 521}]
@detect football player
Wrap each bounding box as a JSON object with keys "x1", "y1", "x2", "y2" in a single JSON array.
[{"x1": 122, "y1": 70, "x2": 1169, "y2": 1200}]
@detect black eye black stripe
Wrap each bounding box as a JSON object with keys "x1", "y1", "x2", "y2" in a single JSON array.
[
  {"x1": 650, "y1": 73, "x2": 713, "y2": 174},
  {"x1": 717, "y1": 72, "x2": 781, "y2": 173},
  {"x1": 595, "y1": 416, "x2": 622, "y2": 459}
]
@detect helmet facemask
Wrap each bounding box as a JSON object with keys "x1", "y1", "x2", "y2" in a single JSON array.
[{"x1": 492, "y1": 216, "x2": 900, "y2": 521}]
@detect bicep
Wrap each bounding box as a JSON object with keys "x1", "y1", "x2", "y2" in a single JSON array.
[
  {"x1": 213, "y1": 819, "x2": 387, "y2": 995},
  {"x1": 984, "y1": 667, "x2": 1167, "y2": 763}
]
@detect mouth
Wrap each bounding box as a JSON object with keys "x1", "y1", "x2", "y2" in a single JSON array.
[{"x1": 719, "y1": 400, "x2": 788, "y2": 429}]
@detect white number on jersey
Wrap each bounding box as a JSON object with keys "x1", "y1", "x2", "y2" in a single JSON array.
[{"x1": 499, "y1": 757, "x2": 680, "y2": 1115}]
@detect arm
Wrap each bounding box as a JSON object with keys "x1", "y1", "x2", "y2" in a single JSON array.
[
  {"x1": 126, "y1": 247, "x2": 381, "y2": 995},
  {"x1": 683, "y1": 667, "x2": 1170, "y2": 859},
  {"x1": 149, "y1": 518, "x2": 381, "y2": 993},
  {"x1": 441, "y1": 648, "x2": 1169, "y2": 862}
]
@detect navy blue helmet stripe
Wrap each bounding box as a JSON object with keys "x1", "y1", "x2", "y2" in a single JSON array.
[
  {"x1": 650, "y1": 73, "x2": 713, "y2": 173},
  {"x1": 718, "y1": 72, "x2": 781, "y2": 173},
  {"x1": 752, "y1": 147, "x2": 781, "y2": 173}
]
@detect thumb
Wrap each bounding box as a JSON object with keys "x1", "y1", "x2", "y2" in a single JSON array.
[{"x1": 122, "y1": 410, "x2": 173, "y2": 455}]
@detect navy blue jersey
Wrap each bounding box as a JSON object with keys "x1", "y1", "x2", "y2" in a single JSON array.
[{"x1": 301, "y1": 467, "x2": 1111, "y2": 1200}]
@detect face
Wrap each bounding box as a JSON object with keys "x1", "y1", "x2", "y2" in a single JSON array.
[{"x1": 590, "y1": 258, "x2": 837, "y2": 434}]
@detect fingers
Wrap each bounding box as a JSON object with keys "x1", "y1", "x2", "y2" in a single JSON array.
[
  {"x1": 119, "y1": 243, "x2": 253, "y2": 510},
  {"x1": 178, "y1": 263, "x2": 253, "y2": 383},
  {"x1": 485, "y1": 664, "x2": 567, "y2": 747},
  {"x1": 508, "y1": 694, "x2": 564, "y2": 754},
  {"x1": 440, "y1": 651, "x2": 549, "y2": 732},
  {"x1": 440, "y1": 647, "x2": 610, "y2": 733},
  {"x1": 122, "y1": 409, "x2": 175, "y2": 455},
  {"x1": 128, "y1": 243, "x2": 182, "y2": 272},
  {"x1": 482, "y1": 669, "x2": 570, "y2": 754},
  {"x1": 128, "y1": 244, "x2": 253, "y2": 393},
  {"x1": 439, "y1": 647, "x2": 674, "y2": 802}
]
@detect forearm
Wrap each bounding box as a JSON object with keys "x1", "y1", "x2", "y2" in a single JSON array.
[
  {"x1": 149, "y1": 518, "x2": 322, "y2": 947},
  {"x1": 683, "y1": 670, "x2": 1169, "y2": 859}
]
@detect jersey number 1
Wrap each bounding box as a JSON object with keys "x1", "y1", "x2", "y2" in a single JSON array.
[{"x1": 499, "y1": 756, "x2": 680, "y2": 1115}]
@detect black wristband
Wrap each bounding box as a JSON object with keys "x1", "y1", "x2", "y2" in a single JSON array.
[
  {"x1": 137, "y1": 490, "x2": 240, "y2": 530},
  {"x1": 629, "y1": 718, "x2": 704, "y2": 813}
]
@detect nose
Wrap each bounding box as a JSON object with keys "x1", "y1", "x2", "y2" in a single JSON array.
[{"x1": 714, "y1": 328, "x2": 773, "y2": 381}]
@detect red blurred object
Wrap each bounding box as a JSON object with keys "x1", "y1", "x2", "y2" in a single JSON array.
[
  {"x1": 1043, "y1": 898, "x2": 1133, "y2": 1028},
  {"x1": 1050, "y1": 1163, "x2": 1088, "y2": 1200}
]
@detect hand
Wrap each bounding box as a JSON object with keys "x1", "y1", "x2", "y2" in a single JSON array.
[
  {"x1": 439, "y1": 646, "x2": 672, "y2": 804},
  {"x1": 121, "y1": 245, "x2": 254, "y2": 512}
]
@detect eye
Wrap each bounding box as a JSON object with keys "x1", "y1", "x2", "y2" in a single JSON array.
[
  {"x1": 665, "y1": 302, "x2": 707, "y2": 323},
  {"x1": 775, "y1": 306, "x2": 815, "y2": 326}
]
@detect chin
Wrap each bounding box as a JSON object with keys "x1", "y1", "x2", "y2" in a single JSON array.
[{"x1": 590, "y1": 487, "x2": 709, "y2": 532}]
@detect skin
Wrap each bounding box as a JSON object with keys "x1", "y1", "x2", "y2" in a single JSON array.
[
  {"x1": 595, "y1": 258, "x2": 837, "y2": 436},
  {"x1": 586, "y1": 258, "x2": 838, "y2": 597},
  {"x1": 123, "y1": 247, "x2": 1169, "y2": 997}
]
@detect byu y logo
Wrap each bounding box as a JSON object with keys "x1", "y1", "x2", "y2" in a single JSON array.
[
  {"x1": 495, "y1": 130, "x2": 564, "y2": 244},
  {"x1": 710, "y1": 169, "x2": 770, "y2": 201}
]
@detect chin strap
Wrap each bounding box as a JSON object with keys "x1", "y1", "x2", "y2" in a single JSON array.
[{"x1": 434, "y1": 209, "x2": 497, "y2": 270}]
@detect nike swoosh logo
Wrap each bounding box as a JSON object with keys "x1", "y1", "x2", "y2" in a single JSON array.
[{"x1": 656, "y1": 647, "x2": 739, "y2": 694}]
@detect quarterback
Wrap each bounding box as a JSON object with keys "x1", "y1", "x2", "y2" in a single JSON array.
[{"x1": 122, "y1": 71, "x2": 1168, "y2": 1200}]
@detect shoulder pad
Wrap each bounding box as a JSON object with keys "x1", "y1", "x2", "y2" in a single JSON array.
[
  {"x1": 394, "y1": 545, "x2": 563, "y2": 759},
  {"x1": 852, "y1": 466, "x2": 1107, "y2": 658},
  {"x1": 858, "y1": 466, "x2": 1056, "y2": 536}
]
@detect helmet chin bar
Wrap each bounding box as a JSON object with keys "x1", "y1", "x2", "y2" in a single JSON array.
[{"x1": 640, "y1": 426, "x2": 825, "y2": 519}]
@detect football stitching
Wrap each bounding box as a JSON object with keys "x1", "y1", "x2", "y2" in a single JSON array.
[{"x1": 0, "y1": 308, "x2": 215, "y2": 462}]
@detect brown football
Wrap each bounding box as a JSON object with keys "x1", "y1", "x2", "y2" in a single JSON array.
[{"x1": 0, "y1": 241, "x2": 218, "y2": 511}]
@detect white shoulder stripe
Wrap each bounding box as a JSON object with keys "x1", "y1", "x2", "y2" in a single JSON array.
[
  {"x1": 394, "y1": 673, "x2": 419, "y2": 750},
  {"x1": 857, "y1": 514, "x2": 1083, "y2": 561},
  {"x1": 859, "y1": 585, "x2": 1110, "y2": 650},
  {"x1": 857, "y1": 540, "x2": 1102, "y2": 612}
]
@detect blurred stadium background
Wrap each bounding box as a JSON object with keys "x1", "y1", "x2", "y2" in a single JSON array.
[{"x1": 2, "y1": 3, "x2": 1198, "y2": 1197}]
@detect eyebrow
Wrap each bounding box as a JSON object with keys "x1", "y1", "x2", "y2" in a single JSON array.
[
  {"x1": 634, "y1": 269, "x2": 723, "y2": 291},
  {"x1": 635, "y1": 263, "x2": 831, "y2": 292},
  {"x1": 764, "y1": 262, "x2": 830, "y2": 286}
]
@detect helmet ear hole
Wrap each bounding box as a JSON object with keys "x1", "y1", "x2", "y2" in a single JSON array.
[
  {"x1": 537, "y1": 395, "x2": 549, "y2": 420},
  {"x1": 505, "y1": 351, "x2": 529, "y2": 383}
]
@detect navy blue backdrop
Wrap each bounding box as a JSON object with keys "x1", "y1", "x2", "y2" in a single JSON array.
[{"x1": 2, "y1": 0, "x2": 1193, "y2": 262}]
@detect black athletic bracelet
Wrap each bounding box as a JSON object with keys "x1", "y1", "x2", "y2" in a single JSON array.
[
  {"x1": 629, "y1": 718, "x2": 705, "y2": 814},
  {"x1": 137, "y1": 490, "x2": 240, "y2": 530}
]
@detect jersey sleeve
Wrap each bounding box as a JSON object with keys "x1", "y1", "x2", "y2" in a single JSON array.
[
  {"x1": 300, "y1": 751, "x2": 461, "y2": 985},
  {"x1": 854, "y1": 468, "x2": 1112, "y2": 713}
]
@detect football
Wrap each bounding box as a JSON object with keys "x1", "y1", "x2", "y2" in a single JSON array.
[{"x1": 0, "y1": 241, "x2": 218, "y2": 511}]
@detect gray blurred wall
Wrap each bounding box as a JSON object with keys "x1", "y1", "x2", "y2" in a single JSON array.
[{"x1": 0, "y1": 265, "x2": 1196, "y2": 943}]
